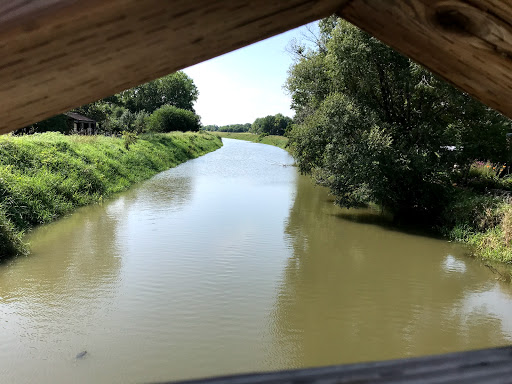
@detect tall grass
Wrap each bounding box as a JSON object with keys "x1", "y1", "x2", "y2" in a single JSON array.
[
  {"x1": 443, "y1": 189, "x2": 512, "y2": 263},
  {"x1": 0, "y1": 131, "x2": 222, "y2": 259}
]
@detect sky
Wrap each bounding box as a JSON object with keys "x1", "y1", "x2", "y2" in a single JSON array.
[{"x1": 183, "y1": 23, "x2": 317, "y2": 127}]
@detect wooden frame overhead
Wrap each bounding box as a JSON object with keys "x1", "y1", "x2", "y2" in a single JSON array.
[
  {"x1": 1, "y1": 0, "x2": 512, "y2": 134},
  {"x1": 0, "y1": 0, "x2": 346, "y2": 134}
]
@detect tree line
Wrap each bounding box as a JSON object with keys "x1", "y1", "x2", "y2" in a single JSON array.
[
  {"x1": 204, "y1": 113, "x2": 293, "y2": 136},
  {"x1": 18, "y1": 71, "x2": 201, "y2": 135},
  {"x1": 286, "y1": 17, "x2": 511, "y2": 222},
  {"x1": 204, "y1": 123, "x2": 251, "y2": 133}
]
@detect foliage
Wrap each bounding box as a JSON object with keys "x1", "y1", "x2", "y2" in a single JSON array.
[
  {"x1": 286, "y1": 18, "x2": 511, "y2": 220},
  {"x1": 122, "y1": 131, "x2": 138, "y2": 149},
  {"x1": 0, "y1": 209, "x2": 28, "y2": 257},
  {"x1": 16, "y1": 114, "x2": 70, "y2": 135},
  {"x1": 0, "y1": 132, "x2": 222, "y2": 259},
  {"x1": 119, "y1": 71, "x2": 198, "y2": 114},
  {"x1": 442, "y1": 190, "x2": 503, "y2": 236},
  {"x1": 204, "y1": 123, "x2": 251, "y2": 132},
  {"x1": 72, "y1": 98, "x2": 114, "y2": 124},
  {"x1": 250, "y1": 114, "x2": 293, "y2": 136},
  {"x1": 214, "y1": 131, "x2": 289, "y2": 150},
  {"x1": 102, "y1": 108, "x2": 149, "y2": 134},
  {"x1": 468, "y1": 161, "x2": 507, "y2": 180},
  {"x1": 146, "y1": 105, "x2": 201, "y2": 133},
  {"x1": 22, "y1": 71, "x2": 199, "y2": 135},
  {"x1": 292, "y1": 93, "x2": 400, "y2": 209},
  {"x1": 444, "y1": 196, "x2": 512, "y2": 263}
]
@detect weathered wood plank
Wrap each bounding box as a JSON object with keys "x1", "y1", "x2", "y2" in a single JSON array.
[
  {"x1": 0, "y1": 0, "x2": 347, "y2": 134},
  {"x1": 2, "y1": 1, "x2": 512, "y2": 133},
  {"x1": 337, "y1": 0, "x2": 512, "y2": 119},
  {"x1": 160, "y1": 346, "x2": 512, "y2": 383}
]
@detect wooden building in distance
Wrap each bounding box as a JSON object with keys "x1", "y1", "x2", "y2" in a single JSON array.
[{"x1": 64, "y1": 112, "x2": 97, "y2": 135}]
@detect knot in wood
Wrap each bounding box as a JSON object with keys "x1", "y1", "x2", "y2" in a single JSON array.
[{"x1": 432, "y1": 2, "x2": 490, "y2": 38}]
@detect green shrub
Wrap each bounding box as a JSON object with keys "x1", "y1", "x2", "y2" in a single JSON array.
[
  {"x1": 442, "y1": 190, "x2": 512, "y2": 263},
  {"x1": 468, "y1": 161, "x2": 505, "y2": 179},
  {"x1": 443, "y1": 190, "x2": 503, "y2": 235},
  {"x1": 146, "y1": 105, "x2": 201, "y2": 133},
  {"x1": 0, "y1": 208, "x2": 27, "y2": 257},
  {"x1": 122, "y1": 131, "x2": 138, "y2": 149}
]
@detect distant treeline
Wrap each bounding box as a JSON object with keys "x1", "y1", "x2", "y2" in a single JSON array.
[
  {"x1": 205, "y1": 113, "x2": 293, "y2": 136},
  {"x1": 17, "y1": 71, "x2": 202, "y2": 135},
  {"x1": 204, "y1": 123, "x2": 251, "y2": 133}
]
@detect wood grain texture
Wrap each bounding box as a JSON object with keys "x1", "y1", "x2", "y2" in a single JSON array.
[
  {"x1": 0, "y1": 0, "x2": 347, "y2": 133},
  {"x1": 162, "y1": 346, "x2": 512, "y2": 383},
  {"x1": 3, "y1": 0, "x2": 512, "y2": 133},
  {"x1": 338, "y1": 0, "x2": 512, "y2": 119}
]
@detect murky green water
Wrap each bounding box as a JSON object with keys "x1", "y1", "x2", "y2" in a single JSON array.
[{"x1": 1, "y1": 138, "x2": 512, "y2": 383}]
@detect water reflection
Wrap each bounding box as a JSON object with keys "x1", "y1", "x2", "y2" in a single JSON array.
[
  {"x1": 128, "y1": 167, "x2": 194, "y2": 212},
  {"x1": 0, "y1": 164, "x2": 195, "y2": 382},
  {"x1": 2, "y1": 140, "x2": 512, "y2": 384},
  {"x1": 270, "y1": 175, "x2": 512, "y2": 368},
  {"x1": 0, "y1": 200, "x2": 122, "y2": 367},
  {"x1": 442, "y1": 255, "x2": 467, "y2": 274}
]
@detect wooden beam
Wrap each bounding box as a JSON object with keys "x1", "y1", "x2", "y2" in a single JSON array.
[
  {"x1": 163, "y1": 346, "x2": 512, "y2": 383},
  {"x1": 337, "y1": 0, "x2": 512, "y2": 119},
  {"x1": 3, "y1": 1, "x2": 512, "y2": 133},
  {"x1": 0, "y1": 0, "x2": 347, "y2": 134}
]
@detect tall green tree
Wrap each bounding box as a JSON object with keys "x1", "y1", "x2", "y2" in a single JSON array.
[
  {"x1": 119, "y1": 71, "x2": 198, "y2": 114},
  {"x1": 287, "y1": 18, "x2": 510, "y2": 219},
  {"x1": 16, "y1": 114, "x2": 70, "y2": 135},
  {"x1": 250, "y1": 114, "x2": 293, "y2": 136}
]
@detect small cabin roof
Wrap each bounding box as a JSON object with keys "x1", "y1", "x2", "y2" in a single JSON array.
[{"x1": 65, "y1": 112, "x2": 96, "y2": 123}]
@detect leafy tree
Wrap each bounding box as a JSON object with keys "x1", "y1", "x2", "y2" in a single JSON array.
[
  {"x1": 146, "y1": 105, "x2": 201, "y2": 133},
  {"x1": 24, "y1": 71, "x2": 199, "y2": 135},
  {"x1": 16, "y1": 114, "x2": 70, "y2": 135},
  {"x1": 250, "y1": 114, "x2": 293, "y2": 136},
  {"x1": 287, "y1": 18, "x2": 511, "y2": 220},
  {"x1": 72, "y1": 99, "x2": 115, "y2": 126},
  {"x1": 204, "y1": 123, "x2": 251, "y2": 132},
  {"x1": 119, "y1": 71, "x2": 198, "y2": 114}
]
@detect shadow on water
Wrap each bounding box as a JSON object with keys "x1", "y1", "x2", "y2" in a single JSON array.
[
  {"x1": 333, "y1": 199, "x2": 512, "y2": 281},
  {"x1": 266, "y1": 174, "x2": 512, "y2": 369},
  {"x1": 332, "y1": 209, "x2": 446, "y2": 241},
  {"x1": 307, "y1": 180, "x2": 443, "y2": 240},
  {"x1": 0, "y1": 199, "x2": 123, "y2": 329},
  {"x1": 3, "y1": 139, "x2": 512, "y2": 383}
]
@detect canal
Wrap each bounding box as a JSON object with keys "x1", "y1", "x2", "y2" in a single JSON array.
[{"x1": 1, "y1": 138, "x2": 511, "y2": 383}]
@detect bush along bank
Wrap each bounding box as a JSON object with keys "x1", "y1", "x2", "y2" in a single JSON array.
[
  {"x1": 0, "y1": 131, "x2": 222, "y2": 259},
  {"x1": 441, "y1": 188, "x2": 512, "y2": 265}
]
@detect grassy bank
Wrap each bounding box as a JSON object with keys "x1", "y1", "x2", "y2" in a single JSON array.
[
  {"x1": 212, "y1": 132, "x2": 288, "y2": 150},
  {"x1": 441, "y1": 189, "x2": 512, "y2": 264},
  {"x1": 0, "y1": 131, "x2": 222, "y2": 259}
]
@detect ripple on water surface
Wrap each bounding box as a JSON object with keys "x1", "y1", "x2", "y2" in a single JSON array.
[{"x1": 1, "y1": 139, "x2": 512, "y2": 383}]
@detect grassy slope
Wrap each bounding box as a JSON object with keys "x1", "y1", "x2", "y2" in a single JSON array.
[
  {"x1": 212, "y1": 132, "x2": 288, "y2": 150},
  {"x1": 442, "y1": 189, "x2": 512, "y2": 264},
  {"x1": 0, "y1": 131, "x2": 222, "y2": 258}
]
